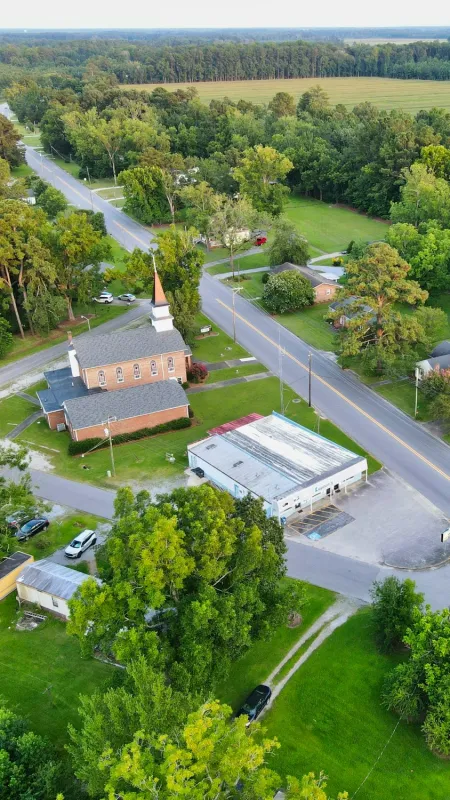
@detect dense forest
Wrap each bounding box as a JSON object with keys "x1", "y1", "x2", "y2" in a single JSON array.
[{"x1": 3, "y1": 37, "x2": 450, "y2": 87}]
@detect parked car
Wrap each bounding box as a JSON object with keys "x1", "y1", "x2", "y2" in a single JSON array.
[
  {"x1": 236, "y1": 685, "x2": 271, "y2": 725},
  {"x1": 117, "y1": 293, "x2": 136, "y2": 303},
  {"x1": 5, "y1": 509, "x2": 36, "y2": 530},
  {"x1": 15, "y1": 517, "x2": 49, "y2": 541},
  {"x1": 254, "y1": 236, "x2": 267, "y2": 246},
  {"x1": 64, "y1": 528, "x2": 97, "y2": 558},
  {"x1": 94, "y1": 291, "x2": 114, "y2": 304}
]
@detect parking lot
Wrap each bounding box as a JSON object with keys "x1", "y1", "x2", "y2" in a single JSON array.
[{"x1": 285, "y1": 469, "x2": 450, "y2": 569}]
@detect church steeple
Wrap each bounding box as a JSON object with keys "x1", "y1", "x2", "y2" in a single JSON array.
[{"x1": 149, "y1": 255, "x2": 174, "y2": 332}]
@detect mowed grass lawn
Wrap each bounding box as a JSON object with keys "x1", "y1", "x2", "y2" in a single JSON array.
[
  {"x1": 125, "y1": 77, "x2": 450, "y2": 113},
  {"x1": 18, "y1": 376, "x2": 380, "y2": 487},
  {"x1": 264, "y1": 609, "x2": 450, "y2": 800},
  {"x1": 0, "y1": 593, "x2": 112, "y2": 748},
  {"x1": 206, "y1": 251, "x2": 270, "y2": 275},
  {"x1": 285, "y1": 196, "x2": 389, "y2": 253},
  {"x1": 218, "y1": 583, "x2": 335, "y2": 710},
  {"x1": 0, "y1": 394, "x2": 37, "y2": 437}
]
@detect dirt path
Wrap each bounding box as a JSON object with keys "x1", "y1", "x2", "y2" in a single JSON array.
[{"x1": 264, "y1": 596, "x2": 362, "y2": 709}]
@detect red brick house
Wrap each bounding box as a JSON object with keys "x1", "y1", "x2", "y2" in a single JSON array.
[{"x1": 38, "y1": 268, "x2": 191, "y2": 441}]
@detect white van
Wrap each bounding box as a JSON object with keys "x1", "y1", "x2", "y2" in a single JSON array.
[{"x1": 64, "y1": 529, "x2": 97, "y2": 559}]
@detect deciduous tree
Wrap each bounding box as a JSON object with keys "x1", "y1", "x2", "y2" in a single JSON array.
[
  {"x1": 234, "y1": 145, "x2": 293, "y2": 215},
  {"x1": 210, "y1": 197, "x2": 265, "y2": 277},
  {"x1": 268, "y1": 217, "x2": 309, "y2": 266},
  {"x1": 335, "y1": 242, "x2": 427, "y2": 372},
  {"x1": 180, "y1": 181, "x2": 225, "y2": 249},
  {"x1": 370, "y1": 576, "x2": 424, "y2": 653},
  {"x1": 0, "y1": 113, "x2": 24, "y2": 166},
  {"x1": 50, "y1": 211, "x2": 110, "y2": 320},
  {"x1": 263, "y1": 270, "x2": 314, "y2": 314}
]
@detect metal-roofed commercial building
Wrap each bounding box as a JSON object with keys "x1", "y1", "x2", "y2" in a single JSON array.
[
  {"x1": 16, "y1": 559, "x2": 100, "y2": 619},
  {"x1": 188, "y1": 412, "x2": 368, "y2": 521}
]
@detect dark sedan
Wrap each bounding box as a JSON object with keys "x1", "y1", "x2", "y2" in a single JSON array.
[
  {"x1": 236, "y1": 685, "x2": 272, "y2": 725},
  {"x1": 15, "y1": 517, "x2": 49, "y2": 541}
]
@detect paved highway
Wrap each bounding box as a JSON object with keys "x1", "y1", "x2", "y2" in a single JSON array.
[{"x1": 8, "y1": 141, "x2": 450, "y2": 518}]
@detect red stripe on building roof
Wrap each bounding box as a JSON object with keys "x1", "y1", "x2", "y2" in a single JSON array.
[{"x1": 208, "y1": 413, "x2": 264, "y2": 436}]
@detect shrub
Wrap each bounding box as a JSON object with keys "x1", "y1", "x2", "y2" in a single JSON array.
[
  {"x1": 68, "y1": 416, "x2": 191, "y2": 456},
  {"x1": 187, "y1": 362, "x2": 209, "y2": 383},
  {"x1": 370, "y1": 576, "x2": 424, "y2": 653},
  {"x1": 263, "y1": 270, "x2": 314, "y2": 314},
  {"x1": 261, "y1": 271, "x2": 270, "y2": 284},
  {"x1": 332, "y1": 256, "x2": 343, "y2": 266}
]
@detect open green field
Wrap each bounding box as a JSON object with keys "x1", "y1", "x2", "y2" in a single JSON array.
[
  {"x1": 264, "y1": 609, "x2": 450, "y2": 800},
  {"x1": 18, "y1": 374, "x2": 380, "y2": 488},
  {"x1": 124, "y1": 77, "x2": 450, "y2": 113},
  {"x1": 0, "y1": 593, "x2": 112, "y2": 747},
  {"x1": 218, "y1": 583, "x2": 335, "y2": 710},
  {"x1": 285, "y1": 196, "x2": 389, "y2": 253}
]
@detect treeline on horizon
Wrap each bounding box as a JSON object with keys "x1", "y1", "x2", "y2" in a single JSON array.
[
  {"x1": 3, "y1": 37, "x2": 450, "y2": 86},
  {"x1": 1, "y1": 25, "x2": 450, "y2": 44}
]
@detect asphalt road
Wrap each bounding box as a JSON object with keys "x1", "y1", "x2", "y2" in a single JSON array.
[{"x1": 8, "y1": 139, "x2": 450, "y2": 518}]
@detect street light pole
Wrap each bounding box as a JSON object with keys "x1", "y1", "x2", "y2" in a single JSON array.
[
  {"x1": 232, "y1": 287, "x2": 242, "y2": 343},
  {"x1": 308, "y1": 352, "x2": 312, "y2": 407},
  {"x1": 81, "y1": 315, "x2": 91, "y2": 331}
]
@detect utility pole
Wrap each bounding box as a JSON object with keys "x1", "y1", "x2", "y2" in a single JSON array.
[
  {"x1": 102, "y1": 416, "x2": 117, "y2": 477},
  {"x1": 86, "y1": 166, "x2": 94, "y2": 212},
  {"x1": 414, "y1": 367, "x2": 419, "y2": 418},
  {"x1": 232, "y1": 287, "x2": 242, "y2": 343},
  {"x1": 308, "y1": 352, "x2": 312, "y2": 408}
]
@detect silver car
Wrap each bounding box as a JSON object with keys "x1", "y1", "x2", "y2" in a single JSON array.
[{"x1": 65, "y1": 529, "x2": 97, "y2": 558}]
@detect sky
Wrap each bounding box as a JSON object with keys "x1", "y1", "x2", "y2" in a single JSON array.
[{"x1": 1, "y1": 0, "x2": 449, "y2": 31}]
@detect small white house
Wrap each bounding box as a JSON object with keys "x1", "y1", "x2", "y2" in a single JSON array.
[
  {"x1": 416, "y1": 353, "x2": 450, "y2": 380},
  {"x1": 188, "y1": 412, "x2": 368, "y2": 522},
  {"x1": 16, "y1": 559, "x2": 99, "y2": 620}
]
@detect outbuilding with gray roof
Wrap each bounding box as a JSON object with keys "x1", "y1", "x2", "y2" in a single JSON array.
[{"x1": 16, "y1": 559, "x2": 100, "y2": 619}]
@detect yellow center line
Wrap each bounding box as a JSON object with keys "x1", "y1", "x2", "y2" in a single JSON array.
[
  {"x1": 31, "y1": 152, "x2": 151, "y2": 250},
  {"x1": 113, "y1": 220, "x2": 150, "y2": 249},
  {"x1": 216, "y1": 298, "x2": 450, "y2": 483}
]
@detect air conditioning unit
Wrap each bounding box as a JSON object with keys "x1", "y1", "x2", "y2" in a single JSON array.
[{"x1": 56, "y1": 423, "x2": 66, "y2": 432}]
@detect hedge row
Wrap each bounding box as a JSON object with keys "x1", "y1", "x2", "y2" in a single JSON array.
[{"x1": 68, "y1": 416, "x2": 192, "y2": 456}]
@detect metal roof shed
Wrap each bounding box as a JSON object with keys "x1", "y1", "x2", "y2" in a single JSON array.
[{"x1": 16, "y1": 559, "x2": 100, "y2": 620}]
